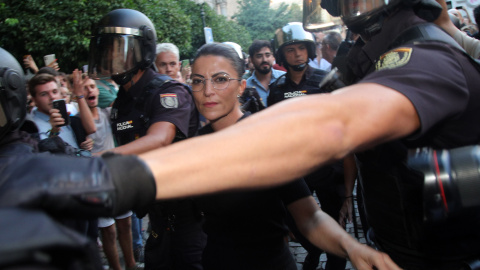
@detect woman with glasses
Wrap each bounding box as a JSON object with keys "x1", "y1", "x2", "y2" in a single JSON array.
[{"x1": 189, "y1": 43, "x2": 380, "y2": 270}]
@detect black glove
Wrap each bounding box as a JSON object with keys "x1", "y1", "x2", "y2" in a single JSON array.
[
  {"x1": 0, "y1": 152, "x2": 156, "y2": 218},
  {"x1": 102, "y1": 152, "x2": 156, "y2": 216}
]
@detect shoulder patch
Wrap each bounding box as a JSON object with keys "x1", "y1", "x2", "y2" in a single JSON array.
[
  {"x1": 375, "y1": 47, "x2": 413, "y2": 71},
  {"x1": 160, "y1": 93, "x2": 178, "y2": 108}
]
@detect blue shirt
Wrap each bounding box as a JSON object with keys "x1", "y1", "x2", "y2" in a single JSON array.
[
  {"x1": 308, "y1": 58, "x2": 331, "y2": 71},
  {"x1": 246, "y1": 69, "x2": 286, "y2": 107},
  {"x1": 30, "y1": 108, "x2": 79, "y2": 148}
]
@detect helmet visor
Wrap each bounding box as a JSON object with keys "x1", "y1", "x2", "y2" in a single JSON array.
[
  {"x1": 339, "y1": 0, "x2": 388, "y2": 19},
  {"x1": 88, "y1": 34, "x2": 142, "y2": 80}
]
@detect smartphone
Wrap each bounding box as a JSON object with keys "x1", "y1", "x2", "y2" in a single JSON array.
[
  {"x1": 181, "y1": 59, "x2": 190, "y2": 71},
  {"x1": 44, "y1": 54, "x2": 56, "y2": 66},
  {"x1": 446, "y1": 0, "x2": 452, "y2": 9},
  {"x1": 52, "y1": 99, "x2": 70, "y2": 127}
]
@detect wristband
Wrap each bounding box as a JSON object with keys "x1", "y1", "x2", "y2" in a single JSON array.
[
  {"x1": 75, "y1": 95, "x2": 84, "y2": 99},
  {"x1": 48, "y1": 129, "x2": 60, "y2": 137}
]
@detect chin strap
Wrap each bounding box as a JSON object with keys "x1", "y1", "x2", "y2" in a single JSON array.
[{"x1": 286, "y1": 62, "x2": 308, "y2": 72}]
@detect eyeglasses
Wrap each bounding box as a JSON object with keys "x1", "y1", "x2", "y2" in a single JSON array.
[{"x1": 190, "y1": 73, "x2": 241, "y2": 92}]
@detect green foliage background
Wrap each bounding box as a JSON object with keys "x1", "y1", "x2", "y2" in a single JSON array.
[{"x1": 0, "y1": 0, "x2": 300, "y2": 73}]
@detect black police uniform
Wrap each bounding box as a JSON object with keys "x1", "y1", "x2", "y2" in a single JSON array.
[
  {"x1": 110, "y1": 68, "x2": 205, "y2": 270},
  {"x1": 348, "y1": 8, "x2": 480, "y2": 270},
  {"x1": 268, "y1": 66, "x2": 347, "y2": 270},
  {"x1": 267, "y1": 66, "x2": 328, "y2": 106}
]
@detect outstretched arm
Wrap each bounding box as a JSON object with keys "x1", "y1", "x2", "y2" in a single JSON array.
[
  {"x1": 339, "y1": 154, "x2": 357, "y2": 227},
  {"x1": 141, "y1": 83, "x2": 420, "y2": 199},
  {"x1": 287, "y1": 196, "x2": 401, "y2": 270},
  {"x1": 94, "y1": 121, "x2": 177, "y2": 156},
  {"x1": 72, "y1": 69, "x2": 96, "y2": 135}
]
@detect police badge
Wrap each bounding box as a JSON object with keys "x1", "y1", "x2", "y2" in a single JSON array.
[
  {"x1": 160, "y1": 93, "x2": 178, "y2": 108},
  {"x1": 376, "y1": 47, "x2": 413, "y2": 71}
]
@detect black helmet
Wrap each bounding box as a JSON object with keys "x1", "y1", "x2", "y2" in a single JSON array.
[
  {"x1": 272, "y1": 22, "x2": 316, "y2": 69},
  {"x1": 321, "y1": 0, "x2": 441, "y2": 39},
  {"x1": 0, "y1": 47, "x2": 27, "y2": 140},
  {"x1": 88, "y1": 9, "x2": 157, "y2": 85}
]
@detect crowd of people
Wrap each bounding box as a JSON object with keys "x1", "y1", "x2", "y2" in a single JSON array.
[{"x1": 2, "y1": 0, "x2": 480, "y2": 269}]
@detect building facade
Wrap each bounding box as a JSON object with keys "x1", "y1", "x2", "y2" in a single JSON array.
[{"x1": 192, "y1": 0, "x2": 240, "y2": 19}]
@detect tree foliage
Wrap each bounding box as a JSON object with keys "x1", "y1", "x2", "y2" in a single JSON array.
[
  {"x1": 176, "y1": 0, "x2": 251, "y2": 59},
  {"x1": 0, "y1": 0, "x2": 251, "y2": 73},
  {"x1": 0, "y1": 0, "x2": 124, "y2": 72},
  {"x1": 233, "y1": 0, "x2": 302, "y2": 42}
]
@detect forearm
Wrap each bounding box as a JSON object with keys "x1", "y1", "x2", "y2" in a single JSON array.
[
  {"x1": 453, "y1": 30, "x2": 480, "y2": 59},
  {"x1": 76, "y1": 97, "x2": 96, "y2": 135},
  {"x1": 109, "y1": 136, "x2": 171, "y2": 155},
  {"x1": 343, "y1": 154, "x2": 357, "y2": 196},
  {"x1": 108, "y1": 123, "x2": 176, "y2": 155},
  {"x1": 141, "y1": 97, "x2": 342, "y2": 199},
  {"x1": 304, "y1": 210, "x2": 360, "y2": 258}
]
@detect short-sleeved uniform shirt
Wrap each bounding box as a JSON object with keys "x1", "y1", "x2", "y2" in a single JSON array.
[
  {"x1": 351, "y1": 8, "x2": 480, "y2": 270},
  {"x1": 111, "y1": 68, "x2": 198, "y2": 146},
  {"x1": 267, "y1": 66, "x2": 327, "y2": 107}
]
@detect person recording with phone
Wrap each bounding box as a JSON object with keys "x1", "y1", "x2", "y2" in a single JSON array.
[{"x1": 27, "y1": 69, "x2": 96, "y2": 150}]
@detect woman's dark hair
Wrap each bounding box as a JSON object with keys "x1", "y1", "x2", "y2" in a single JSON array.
[{"x1": 192, "y1": 43, "x2": 244, "y2": 78}]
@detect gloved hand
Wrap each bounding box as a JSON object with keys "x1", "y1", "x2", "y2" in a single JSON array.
[{"x1": 0, "y1": 152, "x2": 156, "y2": 218}]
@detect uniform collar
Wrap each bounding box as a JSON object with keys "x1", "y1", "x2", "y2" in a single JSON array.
[
  {"x1": 122, "y1": 68, "x2": 158, "y2": 98},
  {"x1": 346, "y1": 8, "x2": 426, "y2": 81},
  {"x1": 285, "y1": 65, "x2": 314, "y2": 86}
]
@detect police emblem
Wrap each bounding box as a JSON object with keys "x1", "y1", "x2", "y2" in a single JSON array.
[
  {"x1": 375, "y1": 47, "x2": 413, "y2": 71},
  {"x1": 160, "y1": 93, "x2": 178, "y2": 108}
]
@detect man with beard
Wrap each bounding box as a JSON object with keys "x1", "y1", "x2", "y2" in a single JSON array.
[{"x1": 246, "y1": 40, "x2": 286, "y2": 107}]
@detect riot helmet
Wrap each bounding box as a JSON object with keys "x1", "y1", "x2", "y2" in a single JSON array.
[
  {"x1": 0, "y1": 47, "x2": 27, "y2": 140},
  {"x1": 88, "y1": 9, "x2": 157, "y2": 86},
  {"x1": 320, "y1": 0, "x2": 442, "y2": 39},
  {"x1": 272, "y1": 22, "x2": 316, "y2": 71}
]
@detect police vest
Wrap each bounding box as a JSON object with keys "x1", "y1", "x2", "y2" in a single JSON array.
[
  {"x1": 267, "y1": 68, "x2": 328, "y2": 107},
  {"x1": 110, "y1": 75, "x2": 187, "y2": 146}
]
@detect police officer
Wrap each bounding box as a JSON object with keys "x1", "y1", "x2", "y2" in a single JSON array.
[
  {"x1": 268, "y1": 22, "x2": 351, "y2": 270},
  {"x1": 316, "y1": 0, "x2": 480, "y2": 268},
  {"x1": 267, "y1": 22, "x2": 329, "y2": 106},
  {"x1": 127, "y1": 0, "x2": 480, "y2": 266},
  {"x1": 87, "y1": 9, "x2": 205, "y2": 270}
]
